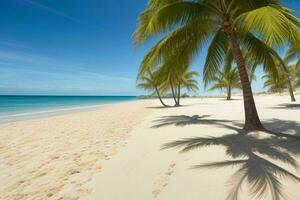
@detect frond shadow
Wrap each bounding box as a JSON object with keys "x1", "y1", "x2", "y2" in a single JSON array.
[
  {"x1": 163, "y1": 132, "x2": 300, "y2": 200},
  {"x1": 268, "y1": 103, "x2": 300, "y2": 110},
  {"x1": 152, "y1": 115, "x2": 300, "y2": 140},
  {"x1": 151, "y1": 115, "x2": 237, "y2": 129},
  {"x1": 263, "y1": 119, "x2": 300, "y2": 136}
]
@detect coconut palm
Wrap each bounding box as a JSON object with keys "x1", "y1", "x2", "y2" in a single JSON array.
[
  {"x1": 155, "y1": 62, "x2": 185, "y2": 106},
  {"x1": 263, "y1": 66, "x2": 289, "y2": 94},
  {"x1": 134, "y1": 0, "x2": 300, "y2": 132},
  {"x1": 294, "y1": 64, "x2": 300, "y2": 88},
  {"x1": 276, "y1": 47, "x2": 300, "y2": 101},
  {"x1": 137, "y1": 70, "x2": 169, "y2": 107},
  {"x1": 175, "y1": 70, "x2": 199, "y2": 106},
  {"x1": 209, "y1": 67, "x2": 241, "y2": 100},
  {"x1": 264, "y1": 50, "x2": 299, "y2": 98},
  {"x1": 285, "y1": 47, "x2": 300, "y2": 91},
  {"x1": 208, "y1": 48, "x2": 256, "y2": 100},
  {"x1": 151, "y1": 61, "x2": 199, "y2": 106}
]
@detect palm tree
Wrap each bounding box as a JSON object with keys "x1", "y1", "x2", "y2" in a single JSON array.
[
  {"x1": 134, "y1": 0, "x2": 300, "y2": 132},
  {"x1": 175, "y1": 70, "x2": 199, "y2": 106},
  {"x1": 294, "y1": 64, "x2": 300, "y2": 89},
  {"x1": 155, "y1": 63, "x2": 184, "y2": 106},
  {"x1": 277, "y1": 47, "x2": 299, "y2": 102},
  {"x1": 285, "y1": 46, "x2": 300, "y2": 94},
  {"x1": 137, "y1": 70, "x2": 169, "y2": 107},
  {"x1": 264, "y1": 52, "x2": 299, "y2": 99},
  {"x1": 209, "y1": 67, "x2": 241, "y2": 100},
  {"x1": 143, "y1": 60, "x2": 199, "y2": 106},
  {"x1": 263, "y1": 66, "x2": 289, "y2": 94}
]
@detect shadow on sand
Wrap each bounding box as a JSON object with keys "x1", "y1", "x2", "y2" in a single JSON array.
[
  {"x1": 269, "y1": 103, "x2": 300, "y2": 110},
  {"x1": 152, "y1": 115, "x2": 300, "y2": 200}
]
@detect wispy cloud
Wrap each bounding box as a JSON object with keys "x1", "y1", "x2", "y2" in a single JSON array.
[
  {"x1": 0, "y1": 39, "x2": 27, "y2": 49},
  {"x1": 0, "y1": 49, "x2": 135, "y2": 83},
  {"x1": 20, "y1": 0, "x2": 77, "y2": 21}
]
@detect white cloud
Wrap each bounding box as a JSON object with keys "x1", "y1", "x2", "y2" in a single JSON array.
[
  {"x1": 0, "y1": 49, "x2": 135, "y2": 83},
  {"x1": 20, "y1": 0, "x2": 77, "y2": 21}
]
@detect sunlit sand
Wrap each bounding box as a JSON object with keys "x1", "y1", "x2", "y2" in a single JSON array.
[{"x1": 1, "y1": 94, "x2": 300, "y2": 200}]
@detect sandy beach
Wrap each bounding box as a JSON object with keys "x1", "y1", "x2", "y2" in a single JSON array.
[
  {"x1": 0, "y1": 100, "x2": 152, "y2": 200},
  {"x1": 1, "y1": 95, "x2": 300, "y2": 200}
]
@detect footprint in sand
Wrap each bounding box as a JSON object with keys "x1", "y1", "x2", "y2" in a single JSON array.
[{"x1": 152, "y1": 161, "x2": 177, "y2": 199}]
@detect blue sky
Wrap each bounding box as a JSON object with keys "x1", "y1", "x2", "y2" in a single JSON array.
[{"x1": 0, "y1": 0, "x2": 299, "y2": 96}]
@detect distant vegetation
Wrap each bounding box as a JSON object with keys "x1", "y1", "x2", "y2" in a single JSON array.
[{"x1": 137, "y1": 68, "x2": 199, "y2": 107}]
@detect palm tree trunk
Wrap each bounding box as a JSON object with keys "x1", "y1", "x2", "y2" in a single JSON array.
[
  {"x1": 281, "y1": 64, "x2": 296, "y2": 102},
  {"x1": 177, "y1": 84, "x2": 181, "y2": 106},
  {"x1": 227, "y1": 86, "x2": 231, "y2": 100},
  {"x1": 154, "y1": 86, "x2": 168, "y2": 107},
  {"x1": 287, "y1": 78, "x2": 296, "y2": 102},
  {"x1": 229, "y1": 31, "x2": 263, "y2": 131},
  {"x1": 169, "y1": 79, "x2": 178, "y2": 106}
]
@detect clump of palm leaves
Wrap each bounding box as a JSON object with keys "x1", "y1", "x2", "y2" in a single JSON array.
[
  {"x1": 287, "y1": 48, "x2": 300, "y2": 90},
  {"x1": 263, "y1": 67, "x2": 290, "y2": 94},
  {"x1": 137, "y1": 69, "x2": 168, "y2": 107},
  {"x1": 173, "y1": 70, "x2": 199, "y2": 106},
  {"x1": 294, "y1": 65, "x2": 300, "y2": 88},
  {"x1": 137, "y1": 67, "x2": 199, "y2": 107},
  {"x1": 209, "y1": 67, "x2": 241, "y2": 100},
  {"x1": 134, "y1": 0, "x2": 300, "y2": 131},
  {"x1": 263, "y1": 46, "x2": 300, "y2": 100}
]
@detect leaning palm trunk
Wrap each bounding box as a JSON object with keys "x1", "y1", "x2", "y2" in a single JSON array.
[
  {"x1": 169, "y1": 79, "x2": 178, "y2": 106},
  {"x1": 280, "y1": 63, "x2": 296, "y2": 102},
  {"x1": 287, "y1": 77, "x2": 296, "y2": 102},
  {"x1": 154, "y1": 86, "x2": 168, "y2": 107},
  {"x1": 230, "y1": 31, "x2": 263, "y2": 131},
  {"x1": 176, "y1": 84, "x2": 181, "y2": 106},
  {"x1": 226, "y1": 86, "x2": 231, "y2": 100}
]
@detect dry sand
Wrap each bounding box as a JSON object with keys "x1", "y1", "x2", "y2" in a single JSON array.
[
  {"x1": 0, "y1": 100, "x2": 153, "y2": 200},
  {"x1": 1, "y1": 95, "x2": 300, "y2": 200}
]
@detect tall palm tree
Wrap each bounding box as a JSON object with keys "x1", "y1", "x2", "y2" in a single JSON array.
[
  {"x1": 155, "y1": 62, "x2": 184, "y2": 106},
  {"x1": 278, "y1": 48, "x2": 299, "y2": 101},
  {"x1": 296, "y1": 66, "x2": 300, "y2": 88},
  {"x1": 209, "y1": 67, "x2": 241, "y2": 100},
  {"x1": 175, "y1": 70, "x2": 199, "y2": 106},
  {"x1": 264, "y1": 53, "x2": 299, "y2": 99},
  {"x1": 263, "y1": 66, "x2": 290, "y2": 94},
  {"x1": 137, "y1": 70, "x2": 169, "y2": 107},
  {"x1": 144, "y1": 58, "x2": 199, "y2": 106},
  {"x1": 134, "y1": 0, "x2": 300, "y2": 132},
  {"x1": 284, "y1": 46, "x2": 300, "y2": 98},
  {"x1": 208, "y1": 48, "x2": 256, "y2": 100}
]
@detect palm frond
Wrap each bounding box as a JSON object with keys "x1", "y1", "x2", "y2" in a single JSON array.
[
  {"x1": 203, "y1": 30, "x2": 229, "y2": 86},
  {"x1": 235, "y1": 5, "x2": 300, "y2": 48}
]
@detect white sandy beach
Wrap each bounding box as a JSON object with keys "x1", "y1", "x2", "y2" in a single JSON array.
[{"x1": 1, "y1": 95, "x2": 300, "y2": 200}]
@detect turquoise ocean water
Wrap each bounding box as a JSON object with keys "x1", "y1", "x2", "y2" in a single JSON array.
[{"x1": 0, "y1": 96, "x2": 136, "y2": 123}]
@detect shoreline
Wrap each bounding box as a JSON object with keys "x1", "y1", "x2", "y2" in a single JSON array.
[{"x1": 0, "y1": 99, "x2": 138, "y2": 125}]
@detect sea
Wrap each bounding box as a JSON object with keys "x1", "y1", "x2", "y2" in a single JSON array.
[{"x1": 0, "y1": 95, "x2": 136, "y2": 124}]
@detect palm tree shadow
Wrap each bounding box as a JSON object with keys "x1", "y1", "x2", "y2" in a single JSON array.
[
  {"x1": 163, "y1": 132, "x2": 300, "y2": 199},
  {"x1": 145, "y1": 104, "x2": 193, "y2": 109},
  {"x1": 153, "y1": 115, "x2": 300, "y2": 199},
  {"x1": 263, "y1": 119, "x2": 300, "y2": 136},
  {"x1": 151, "y1": 115, "x2": 238, "y2": 130},
  {"x1": 269, "y1": 103, "x2": 300, "y2": 110},
  {"x1": 152, "y1": 115, "x2": 300, "y2": 140}
]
